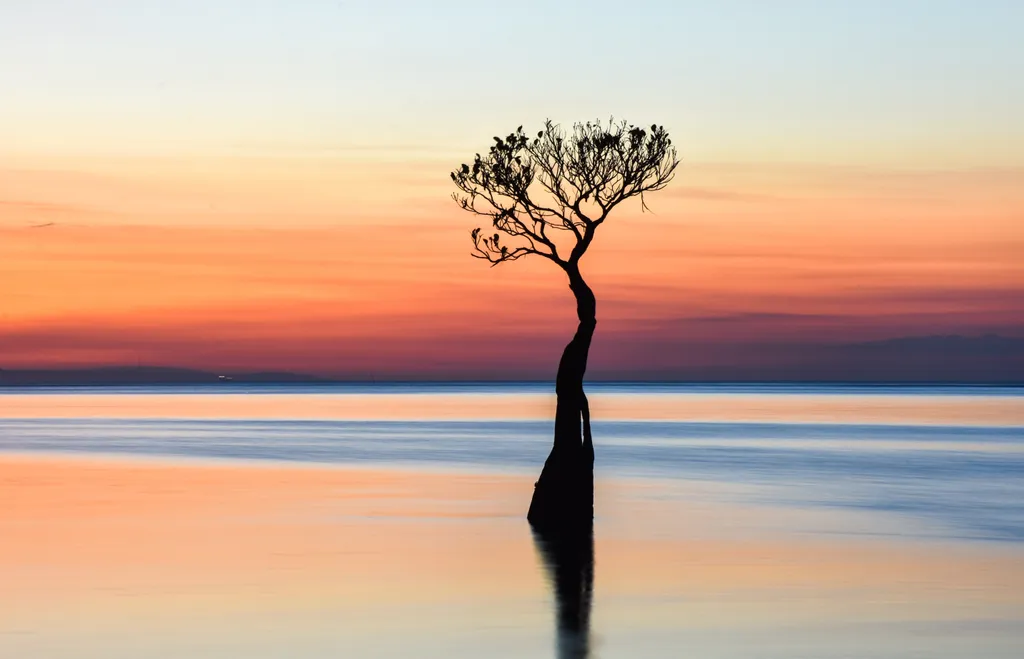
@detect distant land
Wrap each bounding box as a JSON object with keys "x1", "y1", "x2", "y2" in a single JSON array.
[
  {"x1": 0, "y1": 366, "x2": 334, "y2": 387},
  {"x1": 1, "y1": 335, "x2": 1022, "y2": 386},
  {"x1": 587, "y1": 334, "x2": 1024, "y2": 384}
]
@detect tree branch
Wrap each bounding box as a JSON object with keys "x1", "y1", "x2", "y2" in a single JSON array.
[{"x1": 452, "y1": 118, "x2": 679, "y2": 272}]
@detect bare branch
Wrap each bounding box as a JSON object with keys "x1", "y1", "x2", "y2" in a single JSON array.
[{"x1": 452, "y1": 118, "x2": 679, "y2": 271}]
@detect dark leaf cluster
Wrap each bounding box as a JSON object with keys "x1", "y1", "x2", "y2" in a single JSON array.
[{"x1": 451, "y1": 118, "x2": 678, "y2": 270}]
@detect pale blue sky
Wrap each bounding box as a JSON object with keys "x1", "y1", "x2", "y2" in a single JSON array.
[{"x1": 2, "y1": 1, "x2": 1023, "y2": 163}]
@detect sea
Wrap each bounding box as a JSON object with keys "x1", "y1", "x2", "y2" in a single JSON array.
[{"x1": 1, "y1": 383, "x2": 1022, "y2": 658}]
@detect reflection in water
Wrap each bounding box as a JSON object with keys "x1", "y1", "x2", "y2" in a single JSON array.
[
  {"x1": 3, "y1": 457, "x2": 1024, "y2": 657},
  {"x1": 533, "y1": 525, "x2": 595, "y2": 659}
]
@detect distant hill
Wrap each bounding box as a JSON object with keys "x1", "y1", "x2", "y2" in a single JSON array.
[
  {"x1": 2, "y1": 335, "x2": 1022, "y2": 385},
  {"x1": 586, "y1": 334, "x2": 1024, "y2": 383},
  {"x1": 0, "y1": 366, "x2": 334, "y2": 387},
  {"x1": 841, "y1": 334, "x2": 1024, "y2": 356},
  {"x1": 820, "y1": 334, "x2": 1024, "y2": 382}
]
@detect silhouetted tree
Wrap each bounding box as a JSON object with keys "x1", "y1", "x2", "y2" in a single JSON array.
[{"x1": 451, "y1": 119, "x2": 678, "y2": 530}]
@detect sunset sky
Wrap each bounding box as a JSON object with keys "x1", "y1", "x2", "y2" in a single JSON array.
[{"x1": 2, "y1": 1, "x2": 1023, "y2": 379}]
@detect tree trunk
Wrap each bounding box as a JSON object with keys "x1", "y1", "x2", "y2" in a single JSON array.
[{"x1": 527, "y1": 267, "x2": 596, "y2": 531}]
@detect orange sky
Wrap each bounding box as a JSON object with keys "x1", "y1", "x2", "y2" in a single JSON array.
[
  {"x1": 2, "y1": 2, "x2": 1024, "y2": 378},
  {"x1": 2, "y1": 152, "x2": 1022, "y2": 377}
]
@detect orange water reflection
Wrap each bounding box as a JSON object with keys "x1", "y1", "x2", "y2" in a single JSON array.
[
  {"x1": 2, "y1": 391, "x2": 1022, "y2": 426},
  {"x1": 1, "y1": 456, "x2": 1022, "y2": 658}
]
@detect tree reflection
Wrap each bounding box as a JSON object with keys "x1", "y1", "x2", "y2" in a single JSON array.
[{"x1": 532, "y1": 525, "x2": 594, "y2": 658}]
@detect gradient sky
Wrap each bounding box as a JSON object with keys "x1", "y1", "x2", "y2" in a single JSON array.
[{"x1": 2, "y1": 1, "x2": 1023, "y2": 378}]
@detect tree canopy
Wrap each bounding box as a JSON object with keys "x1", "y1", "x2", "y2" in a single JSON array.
[{"x1": 451, "y1": 118, "x2": 678, "y2": 270}]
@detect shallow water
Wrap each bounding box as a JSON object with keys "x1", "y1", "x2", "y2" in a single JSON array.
[{"x1": 1, "y1": 384, "x2": 1023, "y2": 657}]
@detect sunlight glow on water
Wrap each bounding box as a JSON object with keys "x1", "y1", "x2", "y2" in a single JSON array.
[{"x1": 2, "y1": 383, "x2": 1022, "y2": 426}]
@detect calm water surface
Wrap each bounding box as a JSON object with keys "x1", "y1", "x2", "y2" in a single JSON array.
[{"x1": 1, "y1": 384, "x2": 1022, "y2": 657}]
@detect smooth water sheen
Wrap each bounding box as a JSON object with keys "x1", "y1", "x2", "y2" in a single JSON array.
[{"x1": 1, "y1": 384, "x2": 1023, "y2": 657}]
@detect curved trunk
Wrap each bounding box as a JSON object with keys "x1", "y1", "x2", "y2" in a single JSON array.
[{"x1": 527, "y1": 266, "x2": 596, "y2": 531}]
